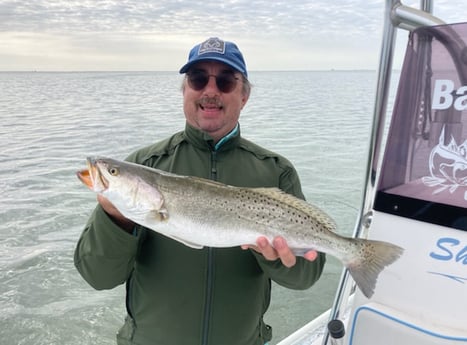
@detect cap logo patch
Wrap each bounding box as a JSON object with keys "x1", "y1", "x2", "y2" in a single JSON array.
[{"x1": 198, "y1": 38, "x2": 225, "y2": 56}]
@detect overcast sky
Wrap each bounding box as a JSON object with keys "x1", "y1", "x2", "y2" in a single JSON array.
[{"x1": 0, "y1": 0, "x2": 465, "y2": 71}]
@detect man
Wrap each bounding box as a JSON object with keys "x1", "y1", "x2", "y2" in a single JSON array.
[{"x1": 74, "y1": 37, "x2": 325, "y2": 345}]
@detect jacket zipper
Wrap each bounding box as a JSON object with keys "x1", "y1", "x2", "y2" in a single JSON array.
[
  {"x1": 201, "y1": 150, "x2": 218, "y2": 345},
  {"x1": 210, "y1": 150, "x2": 218, "y2": 181},
  {"x1": 201, "y1": 247, "x2": 215, "y2": 345}
]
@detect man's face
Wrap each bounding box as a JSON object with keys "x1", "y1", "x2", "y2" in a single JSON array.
[{"x1": 182, "y1": 61, "x2": 249, "y2": 143}]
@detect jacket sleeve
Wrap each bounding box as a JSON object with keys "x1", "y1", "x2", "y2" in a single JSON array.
[
  {"x1": 253, "y1": 163, "x2": 326, "y2": 290},
  {"x1": 74, "y1": 205, "x2": 141, "y2": 290},
  {"x1": 253, "y1": 252, "x2": 326, "y2": 290}
]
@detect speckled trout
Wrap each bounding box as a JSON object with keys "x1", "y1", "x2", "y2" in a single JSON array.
[{"x1": 77, "y1": 157, "x2": 403, "y2": 298}]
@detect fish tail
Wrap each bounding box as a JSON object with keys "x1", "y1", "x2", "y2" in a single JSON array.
[{"x1": 346, "y1": 238, "x2": 404, "y2": 298}]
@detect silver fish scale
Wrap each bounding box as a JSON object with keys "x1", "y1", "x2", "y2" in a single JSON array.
[
  {"x1": 141, "y1": 165, "x2": 336, "y2": 242},
  {"x1": 205, "y1": 186, "x2": 336, "y2": 238}
]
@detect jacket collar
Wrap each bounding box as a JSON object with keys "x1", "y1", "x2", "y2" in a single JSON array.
[{"x1": 184, "y1": 123, "x2": 241, "y2": 152}]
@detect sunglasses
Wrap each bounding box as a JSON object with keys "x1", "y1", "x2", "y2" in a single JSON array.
[{"x1": 187, "y1": 70, "x2": 240, "y2": 93}]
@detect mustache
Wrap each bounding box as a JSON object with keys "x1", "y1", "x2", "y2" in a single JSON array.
[{"x1": 197, "y1": 96, "x2": 223, "y2": 108}]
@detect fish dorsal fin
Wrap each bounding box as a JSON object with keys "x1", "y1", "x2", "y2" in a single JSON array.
[
  {"x1": 252, "y1": 187, "x2": 286, "y2": 196},
  {"x1": 251, "y1": 187, "x2": 308, "y2": 207}
]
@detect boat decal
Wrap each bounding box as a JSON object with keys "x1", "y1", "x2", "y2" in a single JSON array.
[
  {"x1": 427, "y1": 271, "x2": 467, "y2": 284},
  {"x1": 428, "y1": 236, "x2": 467, "y2": 284},
  {"x1": 422, "y1": 126, "x2": 467, "y2": 200}
]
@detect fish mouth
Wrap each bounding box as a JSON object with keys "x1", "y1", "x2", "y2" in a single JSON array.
[{"x1": 76, "y1": 157, "x2": 108, "y2": 192}]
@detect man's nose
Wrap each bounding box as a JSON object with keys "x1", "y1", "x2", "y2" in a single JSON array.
[{"x1": 204, "y1": 75, "x2": 220, "y2": 93}]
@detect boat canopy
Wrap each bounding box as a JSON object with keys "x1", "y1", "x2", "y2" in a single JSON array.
[{"x1": 375, "y1": 22, "x2": 467, "y2": 231}]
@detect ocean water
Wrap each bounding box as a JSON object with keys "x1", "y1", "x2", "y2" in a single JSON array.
[{"x1": 0, "y1": 70, "x2": 384, "y2": 344}]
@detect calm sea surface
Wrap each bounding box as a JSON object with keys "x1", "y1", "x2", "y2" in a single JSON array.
[{"x1": 0, "y1": 71, "x2": 393, "y2": 344}]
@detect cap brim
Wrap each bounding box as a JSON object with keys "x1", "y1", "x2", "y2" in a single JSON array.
[{"x1": 179, "y1": 56, "x2": 246, "y2": 77}]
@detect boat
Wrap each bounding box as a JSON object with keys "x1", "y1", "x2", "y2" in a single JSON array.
[{"x1": 278, "y1": 1, "x2": 467, "y2": 344}]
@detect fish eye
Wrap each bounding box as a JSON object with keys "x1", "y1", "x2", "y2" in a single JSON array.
[{"x1": 109, "y1": 167, "x2": 119, "y2": 176}]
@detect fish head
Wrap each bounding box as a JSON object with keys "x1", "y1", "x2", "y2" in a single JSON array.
[
  {"x1": 77, "y1": 157, "x2": 109, "y2": 193},
  {"x1": 77, "y1": 157, "x2": 166, "y2": 222}
]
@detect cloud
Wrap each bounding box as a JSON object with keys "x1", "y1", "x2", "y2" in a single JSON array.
[
  {"x1": 0, "y1": 0, "x2": 383, "y2": 36},
  {"x1": 0, "y1": 0, "x2": 464, "y2": 71}
]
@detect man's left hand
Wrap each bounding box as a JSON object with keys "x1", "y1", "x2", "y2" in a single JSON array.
[{"x1": 241, "y1": 236, "x2": 318, "y2": 268}]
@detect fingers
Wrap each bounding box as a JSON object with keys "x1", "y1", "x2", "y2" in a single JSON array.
[
  {"x1": 271, "y1": 237, "x2": 296, "y2": 268},
  {"x1": 304, "y1": 250, "x2": 318, "y2": 261},
  {"x1": 242, "y1": 236, "x2": 296, "y2": 268},
  {"x1": 257, "y1": 236, "x2": 280, "y2": 261},
  {"x1": 242, "y1": 236, "x2": 319, "y2": 268}
]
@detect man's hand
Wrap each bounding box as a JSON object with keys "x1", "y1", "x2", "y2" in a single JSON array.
[
  {"x1": 97, "y1": 194, "x2": 135, "y2": 233},
  {"x1": 241, "y1": 236, "x2": 318, "y2": 268}
]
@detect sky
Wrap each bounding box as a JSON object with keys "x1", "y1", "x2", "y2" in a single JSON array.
[{"x1": 0, "y1": 0, "x2": 465, "y2": 71}]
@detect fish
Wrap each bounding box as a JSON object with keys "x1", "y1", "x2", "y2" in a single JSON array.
[{"x1": 77, "y1": 157, "x2": 404, "y2": 298}]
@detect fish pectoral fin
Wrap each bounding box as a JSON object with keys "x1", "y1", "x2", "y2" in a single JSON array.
[
  {"x1": 149, "y1": 208, "x2": 169, "y2": 222},
  {"x1": 146, "y1": 208, "x2": 203, "y2": 249}
]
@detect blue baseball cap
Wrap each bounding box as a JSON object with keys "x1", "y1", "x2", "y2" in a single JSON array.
[{"x1": 179, "y1": 37, "x2": 248, "y2": 78}]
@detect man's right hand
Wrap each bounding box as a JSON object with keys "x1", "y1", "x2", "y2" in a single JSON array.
[{"x1": 97, "y1": 194, "x2": 135, "y2": 233}]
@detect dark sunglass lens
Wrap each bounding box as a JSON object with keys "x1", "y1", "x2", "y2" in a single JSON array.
[
  {"x1": 188, "y1": 72, "x2": 209, "y2": 90},
  {"x1": 187, "y1": 71, "x2": 238, "y2": 93},
  {"x1": 216, "y1": 74, "x2": 237, "y2": 93}
]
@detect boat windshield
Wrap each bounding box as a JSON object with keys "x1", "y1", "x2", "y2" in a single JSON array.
[{"x1": 375, "y1": 22, "x2": 467, "y2": 231}]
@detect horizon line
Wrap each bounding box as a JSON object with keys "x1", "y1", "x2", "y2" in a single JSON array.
[{"x1": 0, "y1": 69, "x2": 379, "y2": 73}]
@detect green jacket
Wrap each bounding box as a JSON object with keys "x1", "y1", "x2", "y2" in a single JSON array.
[{"x1": 74, "y1": 124, "x2": 325, "y2": 345}]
